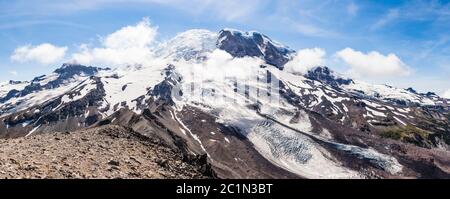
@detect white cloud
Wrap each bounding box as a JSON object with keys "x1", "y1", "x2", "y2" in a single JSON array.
[
  {"x1": 102, "y1": 17, "x2": 157, "y2": 49},
  {"x1": 443, "y1": 89, "x2": 450, "y2": 99},
  {"x1": 284, "y1": 48, "x2": 326, "y2": 74},
  {"x1": 173, "y1": 49, "x2": 269, "y2": 106},
  {"x1": 177, "y1": 49, "x2": 264, "y2": 81},
  {"x1": 71, "y1": 44, "x2": 94, "y2": 64},
  {"x1": 10, "y1": 43, "x2": 67, "y2": 64},
  {"x1": 336, "y1": 48, "x2": 411, "y2": 77},
  {"x1": 71, "y1": 17, "x2": 158, "y2": 66}
]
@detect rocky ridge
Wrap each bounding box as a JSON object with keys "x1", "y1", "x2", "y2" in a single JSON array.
[{"x1": 0, "y1": 125, "x2": 213, "y2": 179}]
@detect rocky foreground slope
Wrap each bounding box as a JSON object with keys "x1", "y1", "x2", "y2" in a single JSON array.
[{"x1": 0, "y1": 125, "x2": 213, "y2": 179}]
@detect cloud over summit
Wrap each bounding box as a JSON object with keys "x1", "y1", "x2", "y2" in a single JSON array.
[
  {"x1": 71, "y1": 18, "x2": 158, "y2": 66},
  {"x1": 284, "y1": 48, "x2": 326, "y2": 74}
]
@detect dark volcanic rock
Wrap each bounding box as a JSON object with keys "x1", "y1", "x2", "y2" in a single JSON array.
[
  {"x1": 217, "y1": 29, "x2": 294, "y2": 69},
  {"x1": 406, "y1": 87, "x2": 418, "y2": 94},
  {"x1": 8, "y1": 80, "x2": 27, "y2": 85},
  {"x1": 305, "y1": 66, "x2": 354, "y2": 88},
  {"x1": 55, "y1": 63, "x2": 107, "y2": 79},
  {"x1": 150, "y1": 65, "x2": 182, "y2": 105}
]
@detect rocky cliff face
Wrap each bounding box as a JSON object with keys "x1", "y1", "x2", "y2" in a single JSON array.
[
  {"x1": 305, "y1": 66, "x2": 354, "y2": 88},
  {"x1": 217, "y1": 29, "x2": 294, "y2": 69}
]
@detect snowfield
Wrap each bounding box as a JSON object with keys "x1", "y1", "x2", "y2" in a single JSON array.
[
  {"x1": 343, "y1": 80, "x2": 436, "y2": 105},
  {"x1": 0, "y1": 74, "x2": 91, "y2": 117},
  {"x1": 97, "y1": 63, "x2": 167, "y2": 115}
]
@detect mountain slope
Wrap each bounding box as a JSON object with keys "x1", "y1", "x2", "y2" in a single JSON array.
[
  {"x1": 0, "y1": 125, "x2": 213, "y2": 179},
  {"x1": 0, "y1": 28, "x2": 449, "y2": 179}
]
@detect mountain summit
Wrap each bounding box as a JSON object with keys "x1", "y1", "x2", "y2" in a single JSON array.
[{"x1": 217, "y1": 29, "x2": 294, "y2": 69}]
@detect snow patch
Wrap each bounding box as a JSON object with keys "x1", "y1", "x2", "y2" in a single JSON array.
[{"x1": 25, "y1": 125, "x2": 41, "y2": 137}]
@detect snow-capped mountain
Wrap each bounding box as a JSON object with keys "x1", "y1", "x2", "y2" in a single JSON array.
[
  {"x1": 156, "y1": 29, "x2": 218, "y2": 61},
  {"x1": 0, "y1": 29, "x2": 449, "y2": 179}
]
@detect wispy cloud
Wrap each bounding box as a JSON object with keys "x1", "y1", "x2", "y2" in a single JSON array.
[
  {"x1": 370, "y1": 1, "x2": 450, "y2": 31},
  {"x1": 9, "y1": 71, "x2": 18, "y2": 76},
  {"x1": 347, "y1": 2, "x2": 359, "y2": 16},
  {"x1": 402, "y1": 0, "x2": 450, "y2": 21},
  {"x1": 184, "y1": 0, "x2": 268, "y2": 22},
  {"x1": 0, "y1": 20, "x2": 91, "y2": 30},
  {"x1": 279, "y1": 17, "x2": 339, "y2": 38},
  {"x1": 268, "y1": 0, "x2": 342, "y2": 38},
  {"x1": 0, "y1": 0, "x2": 267, "y2": 22},
  {"x1": 370, "y1": 9, "x2": 400, "y2": 30},
  {"x1": 416, "y1": 35, "x2": 450, "y2": 60}
]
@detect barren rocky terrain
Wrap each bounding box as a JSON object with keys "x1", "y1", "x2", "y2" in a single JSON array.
[{"x1": 0, "y1": 125, "x2": 212, "y2": 179}]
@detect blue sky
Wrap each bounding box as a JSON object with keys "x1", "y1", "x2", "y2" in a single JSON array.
[{"x1": 1, "y1": 0, "x2": 449, "y2": 95}]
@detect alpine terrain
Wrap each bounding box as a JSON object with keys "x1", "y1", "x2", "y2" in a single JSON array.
[{"x1": 0, "y1": 29, "x2": 449, "y2": 179}]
